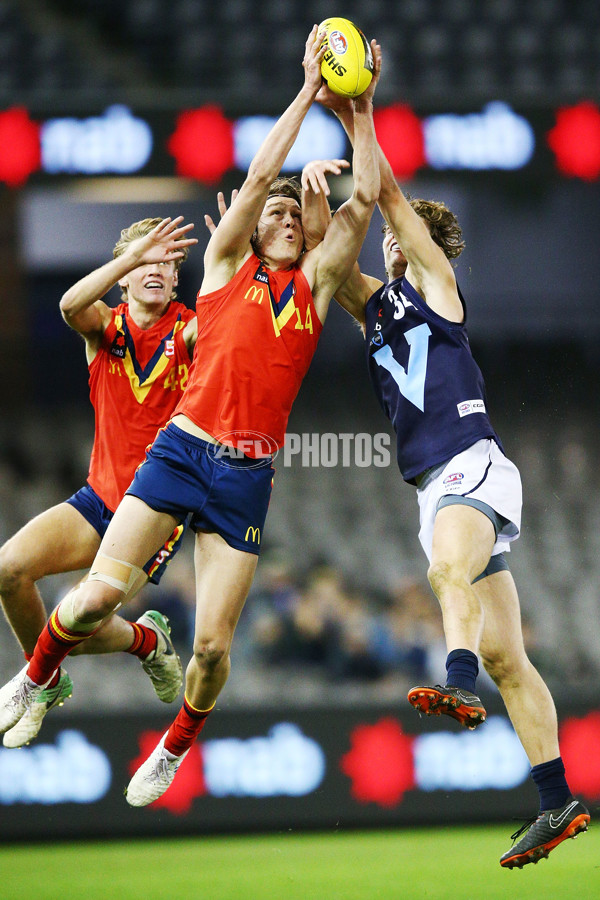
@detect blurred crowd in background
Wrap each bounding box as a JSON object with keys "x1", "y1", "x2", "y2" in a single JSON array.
[
  {"x1": 1, "y1": 387, "x2": 596, "y2": 713},
  {"x1": 1, "y1": 0, "x2": 600, "y2": 715}
]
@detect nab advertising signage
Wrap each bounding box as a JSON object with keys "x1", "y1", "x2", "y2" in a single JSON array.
[
  {"x1": 2, "y1": 100, "x2": 600, "y2": 187},
  {"x1": 0, "y1": 701, "x2": 598, "y2": 841}
]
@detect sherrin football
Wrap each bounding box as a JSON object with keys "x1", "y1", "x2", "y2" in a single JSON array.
[{"x1": 318, "y1": 17, "x2": 373, "y2": 98}]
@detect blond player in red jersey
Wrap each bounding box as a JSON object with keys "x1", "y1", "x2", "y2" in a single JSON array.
[
  {"x1": 0, "y1": 27, "x2": 382, "y2": 805},
  {"x1": 0, "y1": 216, "x2": 197, "y2": 748}
]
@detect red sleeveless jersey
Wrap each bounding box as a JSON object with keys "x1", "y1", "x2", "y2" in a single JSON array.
[
  {"x1": 174, "y1": 254, "x2": 322, "y2": 456},
  {"x1": 87, "y1": 301, "x2": 194, "y2": 511}
]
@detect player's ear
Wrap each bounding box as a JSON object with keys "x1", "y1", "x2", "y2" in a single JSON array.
[
  {"x1": 117, "y1": 276, "x2": 128, "y2": 289},
  {"x1": 172, "y1": 269, "x2": 179, "y2": 286}
]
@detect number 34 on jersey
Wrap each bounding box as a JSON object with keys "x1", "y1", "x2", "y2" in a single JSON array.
[{"x1": 372, "y1": 286, "x2": 431, "y2": 413}]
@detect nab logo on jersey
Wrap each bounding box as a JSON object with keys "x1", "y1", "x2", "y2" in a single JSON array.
[
  {"x1": 254, "y1": 269, "x2": 270, "y2": 285},
  {"x1": 110, "y1": 334, "x2": 126, "y2": 358}
]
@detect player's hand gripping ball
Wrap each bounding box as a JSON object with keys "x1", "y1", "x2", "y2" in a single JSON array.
[{"x1": 318, "y1": 17, "x2": 373, "y2": 98}]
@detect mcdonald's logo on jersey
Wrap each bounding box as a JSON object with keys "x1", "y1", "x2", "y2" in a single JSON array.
[
  {"x1": 245, "y1": 526, "x2": 261, "y2": 543},
  {"x1": 245, "y1": 285, "x2": 264, "y2": 304}
]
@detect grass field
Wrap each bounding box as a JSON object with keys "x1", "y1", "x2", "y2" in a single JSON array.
[{"x1": 0, "y1": 824, "x2": 597, "y2": 900}]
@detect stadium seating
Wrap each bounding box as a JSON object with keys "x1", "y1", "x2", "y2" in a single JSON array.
[
  {"x1": 2, "y1": 0, "x2": 600, "y2": 108},
  {"x1": 1, "y1": 370, "x2": 599, "y2": 709}
]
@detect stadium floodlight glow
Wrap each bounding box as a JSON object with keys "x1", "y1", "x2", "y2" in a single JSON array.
[
  {"x1": 424, "y1": 102, "x2": 536, "y2": 171},
  {"x1": 41, "y1": 105, "x2": 153, "y2": 175},
  {"x1": 233, "y1": 106, "x2": 346, "y2": 173}
]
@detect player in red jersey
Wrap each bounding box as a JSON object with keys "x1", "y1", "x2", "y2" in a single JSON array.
[
  {"x1": 0, "y1": 216, "x2": 197, "y2": 748},
  {"x1": 0, "y1": 26, "x2": 382, "y2": 805}
]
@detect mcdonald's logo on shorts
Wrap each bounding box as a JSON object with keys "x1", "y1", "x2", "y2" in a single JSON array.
[{"x1": 244, "y1": 526, "x2": 261, "y2": 543}]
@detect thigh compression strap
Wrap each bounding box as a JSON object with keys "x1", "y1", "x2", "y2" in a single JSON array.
[{"x1": 88, "y1": 556, "x2": 145, "y2": 594}]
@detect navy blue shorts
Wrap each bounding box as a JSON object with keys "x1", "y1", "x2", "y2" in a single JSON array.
[
  {"x1": 125, "y1": 423, "x2": 274, "y2": 556},
  {"x1": 65, "y1": 483, "x2": 186, "y2": 584}
]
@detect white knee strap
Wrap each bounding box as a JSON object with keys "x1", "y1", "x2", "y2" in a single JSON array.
[{"x1": 88, "y1": 555, "x2": 145, "y2": 596}]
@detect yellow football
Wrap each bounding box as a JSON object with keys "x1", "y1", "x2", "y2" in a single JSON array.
[{"x1": 318, "y1": 17, "x2": 373, "y2": 98}]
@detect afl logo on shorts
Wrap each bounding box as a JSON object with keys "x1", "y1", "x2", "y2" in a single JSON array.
[
  {"x1": 330, "y1": 31, "x2": 348, "y2": 55},
  {"x1": 443, "y1": 472, "x2": 464, "y2": 486}
]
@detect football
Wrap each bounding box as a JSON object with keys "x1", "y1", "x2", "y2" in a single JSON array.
[{"x1": 318, "y1": 17, "x2": 373, "y2": 98}]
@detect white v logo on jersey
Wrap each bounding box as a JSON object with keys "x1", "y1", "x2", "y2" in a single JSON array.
[{"x1": 373, "y1": 323, "x2": 432, "y2": 412}]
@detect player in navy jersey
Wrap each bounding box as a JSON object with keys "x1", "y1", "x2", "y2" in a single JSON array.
[{"x1": 299, "y1": 86, "x2": 590, "y2": 867}]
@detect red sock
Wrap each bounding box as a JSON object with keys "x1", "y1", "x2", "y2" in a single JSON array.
[
  {"x1": 45, "y1": 670, "x2": 61, "y2": 688},
  {"x1": 126, "y1": 622, "x2": 158, "y2": 659},
  {"x1": 164, "y1": 695, "x2": 213, "y2": 756},
  {"x1": 24, "y1": 651, "x2": 60, "y2": 688},
  {"x1": 27, "y1": 608, "x2": 96, "y2": 686}
]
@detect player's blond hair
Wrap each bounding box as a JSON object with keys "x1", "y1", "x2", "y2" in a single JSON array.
[
  {"x1": 113, "y1": 218, "x2": 189, "y2": 302},
  {"x1": 382, "y1": 197, "x2": 466, "y2": 263}
]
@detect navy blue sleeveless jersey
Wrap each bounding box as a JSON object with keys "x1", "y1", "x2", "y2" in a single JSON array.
[{"x1": 365, "y1": 275, "x2": 502, "y2": 484}]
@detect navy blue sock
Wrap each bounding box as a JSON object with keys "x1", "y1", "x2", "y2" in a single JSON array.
[
  {"x1": 531, "y1": 757, "x2": 571, "y2": 812},
  {"x1": 445, "y1": 649, "x2": 478, "y2": 693}
]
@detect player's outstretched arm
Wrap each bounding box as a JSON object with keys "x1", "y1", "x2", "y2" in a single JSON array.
[
  {"x1": 185, "y1": 190, "x2": 241, "y2": 356},
  {"x1": 315, "y1": 85, "x2": 417, "y2": 242},
  {"x1": 59, "y1": 217, "x2": 197, "y2": 337},
  {"x1": 202, "y1": 26, "x2": 327, "y2": 290},
  {"x1": 309, "y1": 41, "x2": 381, "y2": 322},
  {"x1": 317, "y1": 78, "x2": 457, "y2": 305},
  {"x1": 376, "y1": 153, "x2": 457, "y2": 302}
]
